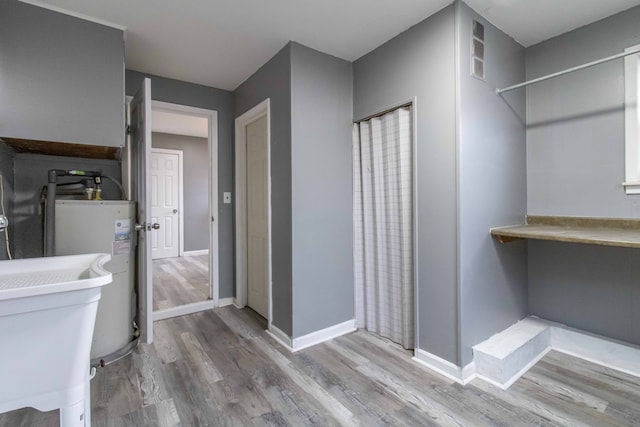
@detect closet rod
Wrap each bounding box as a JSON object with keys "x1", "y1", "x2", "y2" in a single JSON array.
[
  {"x1": 354, "y1": 102, "x2": 412, "y2": 123},
  {"x1": 496, "y1": 47, "x2": 640, "y2": 95}
]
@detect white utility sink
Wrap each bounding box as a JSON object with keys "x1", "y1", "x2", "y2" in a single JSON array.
[{"x1": 0, "y1": 253, "x2": 112, "y2": 426}]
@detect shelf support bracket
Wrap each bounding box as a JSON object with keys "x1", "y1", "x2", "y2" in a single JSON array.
[{"x1": 494, "y1": 235, "x2": 523, "y2": 244}]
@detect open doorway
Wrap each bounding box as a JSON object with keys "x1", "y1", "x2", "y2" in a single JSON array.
[
  {"x1": 126, "y1": 81, "x2": 219, "y2": 343},
  {"x1": 149, "y1": 101, "x2": 219, "y2": 321}
]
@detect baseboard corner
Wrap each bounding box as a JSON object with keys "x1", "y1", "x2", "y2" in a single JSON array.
[
  {"x1": 291, "y1": 319, "x2": 357, "y2": 352},
  {"x1": 217, "y1": 297, "x2": 234, "y2": 307},
  {"x1": 412, "y1": 348, "x2": 476, "y2": 385},
  {"x1": 266, "y1": 324, "x2": 293, "y2": 352}
]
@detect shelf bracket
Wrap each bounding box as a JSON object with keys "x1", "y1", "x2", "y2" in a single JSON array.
[{"x1": 494, "y1": 235, "x2": 523, "y2": 244}]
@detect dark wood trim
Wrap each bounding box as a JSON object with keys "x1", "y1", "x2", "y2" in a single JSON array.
[{"x1": 1, "y1": 138, "x2": 121, "y2": 160}]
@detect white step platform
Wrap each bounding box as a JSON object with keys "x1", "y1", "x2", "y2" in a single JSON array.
[
  {"x1": 472, "y1": 316, "x2": 640, "y2": 390},
  {"x1": 473, "y1": 317, "x2": 554, "y2": 389}
]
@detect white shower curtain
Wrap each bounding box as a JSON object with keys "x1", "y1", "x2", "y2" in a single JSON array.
[{"x1": 353, "y1": 106, "x2": 414, "y2": 349}]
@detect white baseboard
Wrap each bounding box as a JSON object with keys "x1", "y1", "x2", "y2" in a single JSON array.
[
  {"x1": 217, "y1": 297, "x2": 234, "y2": 307},
  {"x1": 412, "y1": 349, "x2": 477, "y2": 385},
  {"x1": 266, "y1": 319, "x2": 356, "y2": 353},
  {"x1": 154, "y1": 300, "x2": 214, "y2": 321},
  {"x1": 291, "y1": 319, "x2": 357, "y2": 352},
  {"x1": 266, "y1": 324, "x2": 293, "y2": 351},
  {"x1": 551, "y1": 326, "x2": 640, "y2": 378},
  {"x1": 461, "y1": 360, "x2": 477, "y2": 384},
  {"x1": 184, "y1": 249, "x2": 209, "y2": 256}
]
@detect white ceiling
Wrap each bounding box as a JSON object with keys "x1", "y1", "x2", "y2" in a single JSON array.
[
  {"x1": 24, "y1": 0, "x2": 640, "y2": 91},
  {"x1": 465, "y1": 0, "x2": 640, "y2": 47}
]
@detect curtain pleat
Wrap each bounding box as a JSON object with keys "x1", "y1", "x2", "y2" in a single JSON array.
[{"x1": 354, "y1": 106, "x2": 414, "y2": 349}]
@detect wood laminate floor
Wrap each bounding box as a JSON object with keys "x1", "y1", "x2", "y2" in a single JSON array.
[
  {"x1": 153, "y1": 255, "x2": 210, "y2": 311},
  {"x1": 2, "y1": 306, "x2": 640, "y2": 426}
]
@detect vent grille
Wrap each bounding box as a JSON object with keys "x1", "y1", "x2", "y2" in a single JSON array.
[
  {"x1": 473, "y1": 20, "x2": 484, "y2": 41},
  {"x1": 471, "y1": 20, "x2": 485, "y2": 80}
]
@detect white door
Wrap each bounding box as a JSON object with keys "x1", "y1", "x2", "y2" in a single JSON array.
[
  {"x1": 246, "y1": 115, "x2": 269, "y2": 318},
  {"x1": 130, "y1": 77, "x2": 154, "y2": 344},
  {"x1": 151, "y1": 149, "x2": 181, "y2": 259}
]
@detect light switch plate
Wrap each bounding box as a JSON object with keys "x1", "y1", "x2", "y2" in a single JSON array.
[
  {"x1": 0, "y1": 215, "x2": 7, "y2": 231},
  {"x1": 223, "y1": 192, "x2": 231, "y2": 204}
]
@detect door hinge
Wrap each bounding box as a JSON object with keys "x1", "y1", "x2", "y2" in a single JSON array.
[{"x1": 126, "y1": 125, "x2": 132, "y2": 135}]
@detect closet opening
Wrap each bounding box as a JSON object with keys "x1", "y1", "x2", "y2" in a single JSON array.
[{"x1": 353, "y1": 102, "x2": 417, "y2": 350}]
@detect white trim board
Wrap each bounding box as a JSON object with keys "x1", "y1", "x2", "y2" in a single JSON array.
[
  {"x1": 184, "y1": 249, "x2": 209, "y2": 256},
  {"x1": 412, "y1": 349, "x2": 477, "y2": 385},
  {"x1": 624, "y1": 44, "x2": 640, "y2": 194},
  {"x1": 154, "y1": 300, "x2": 214, "y2": 321},
  {"x1": 266, "y1": 324, "x2": 293, "y2": 351},
  {"x1": 292, "y1": 320, "x2": 356, "y2": 352},
  {"x1": 551, "y1": 326, "x2": 640, "y2": 378},
  {"x1": 217, "y1": 297, "x2": 234, "y2": 307},
  {"x1": 267, "y1": 320, "x2": 356, "y2": 353}
]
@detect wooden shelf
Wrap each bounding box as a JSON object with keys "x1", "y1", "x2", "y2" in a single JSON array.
[
  {"x1": 491, "y1": 216, "x2": 640, "y2": 249},
  {"x1": 2, "y1": 138, "x2": 120, "y2": 160}
]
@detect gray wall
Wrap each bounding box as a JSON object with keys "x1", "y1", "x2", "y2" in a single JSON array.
[
  {"x1": 353, "y1": 5, "x2": 459, "y2": 363},
  {"x1": 527, "y1": 6, "x2": 640, "y2": 217},
  {"x1": 0, "y1": 1, "x2": 124, "y2": 147},
  {"x1": 13, "y1": 154, "x2": 121, "y2": 259},
  {"x1": 457, "y1": 3, "x2": 528, "y2": 366},
  {"x1": 153, "y1": 132, "x2": 209, "y2": 252},
  {"x1": 526, "y1": 5, "x2": 640, "y2": 344},
  {"x1": 290, "y1": 43, "x2": 354, "y2": 337},
  {"x1": 126, "y1": 70, "x2": 235, "y2": 299},
  {"x1": 234, "y1": 44, "x2": 293, "y2": 335},
  {"x1": 0, "y1": 141, "x2": 15, "y2": 260},
  {"x1": 529, "y1": 241, "x2": 640, "y2": 345}
]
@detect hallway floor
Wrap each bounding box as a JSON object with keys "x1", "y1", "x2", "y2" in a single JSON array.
[{"x1": 153, "y1": 254, "x2": 210, "y2": 311}]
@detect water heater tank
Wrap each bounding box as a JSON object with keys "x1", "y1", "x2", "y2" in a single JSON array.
[{"x1": 54, "y1": 200, "x2": 136, "y2": 360}]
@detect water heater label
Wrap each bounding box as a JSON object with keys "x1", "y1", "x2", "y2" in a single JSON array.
[
  {"x1": 113, "y1": 219, "x2": 132, "y2": 255},
  {"x1": 113, "y1": 239, "x2": 131, "y2": 255},
  {"x1": 115, "y1": 219, "x2": 131, "y2": 240}
]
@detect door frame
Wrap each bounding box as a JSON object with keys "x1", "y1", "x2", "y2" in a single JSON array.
[
  {"x1": 152, "y1": 100, "x2": 219, "y2": 319},
  {"x1": 128, "y1": 79, "x2": 153, "y2": 344},
  {"x1": 126, "y1": 95, "x2": 220, "y2": 323},
  {"x1": 234, "y1": 98, "x2": 272, "y2": 328},
  {"x1": 150, "y1": 147, "x2": 184, "y2": 259}
]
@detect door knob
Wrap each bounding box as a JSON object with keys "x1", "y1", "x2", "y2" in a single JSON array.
[
  {"x1": 134, "y1": 223, "x2": 145, "y2": 231},
  {"x1": 148, "y1": 223, "x2": 160, "y2": 230},
  {"x1": 173, "y1": 209, "x2": 178, "y2": 214}
]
